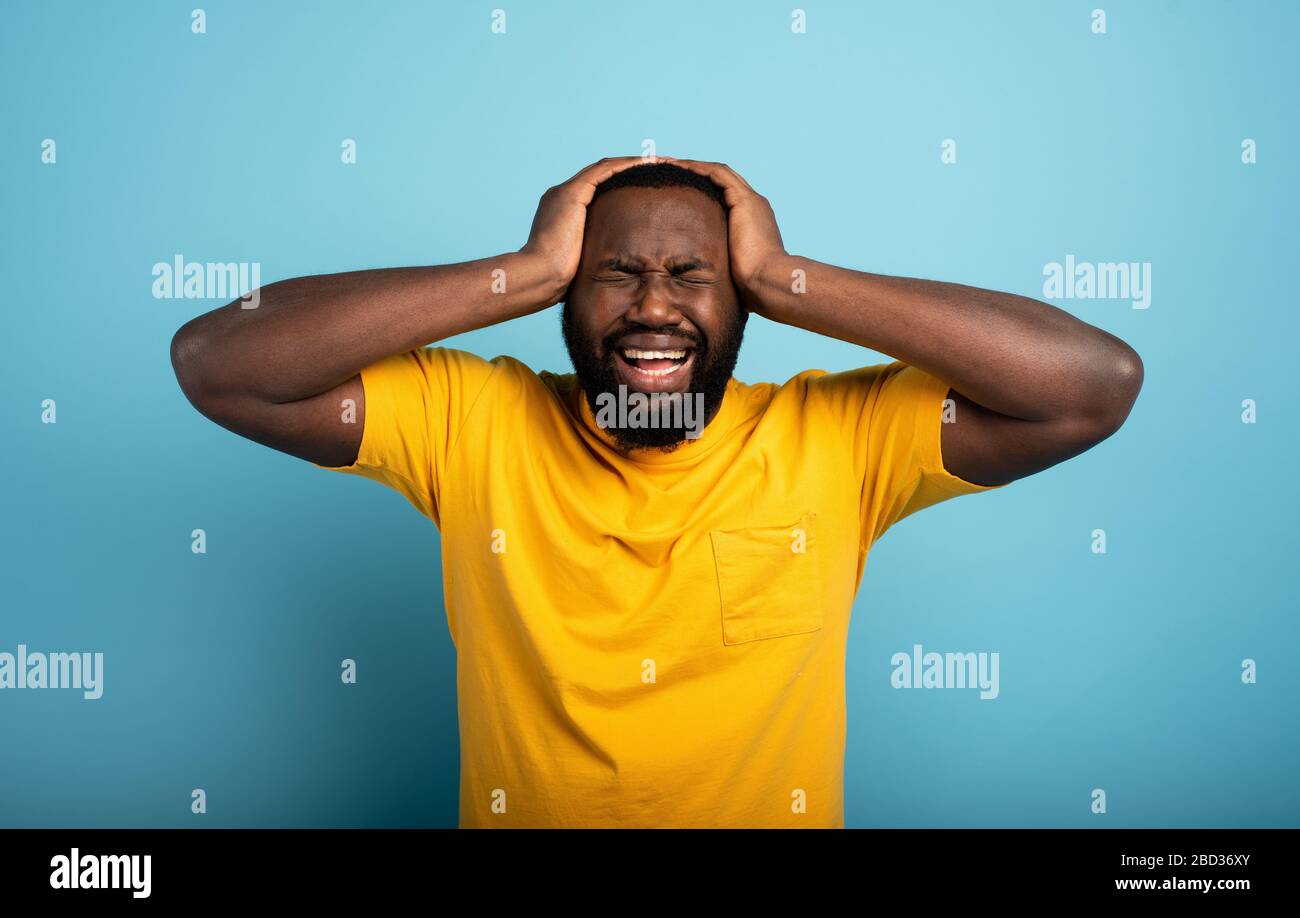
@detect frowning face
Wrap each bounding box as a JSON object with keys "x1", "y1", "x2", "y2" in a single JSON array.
[{"x1": 562, "y1": 184, "x2": 747, "y2": 451}]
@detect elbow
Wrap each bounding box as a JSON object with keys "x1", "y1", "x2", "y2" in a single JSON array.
[
  {"x1": 170, "y1": 320, "x2": 219, "y2": 412},
  {"x1": 1082, "y1": 341, "x2": 1144, "y2": 441}
]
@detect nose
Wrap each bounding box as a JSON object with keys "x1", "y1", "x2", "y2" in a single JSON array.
[{"x1": 624, "y1": 271, "x2": 683, "y2": 328}]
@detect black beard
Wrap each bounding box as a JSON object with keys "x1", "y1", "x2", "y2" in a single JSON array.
[{"x1": 561, "y1": 304, "x2": 747, "y2": 453}]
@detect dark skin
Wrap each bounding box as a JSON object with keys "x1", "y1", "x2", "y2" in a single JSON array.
[
  {"x1": 171, "y1": 157, "x2": 647, "y2": 467},
  {"x1": 567, "y1": 184, "x2": 741, "y2": 410},
  {"x1": 171, "y1": 155, "x2": 1143, "y2": 485},
  {"x1": 665, "y1": 157, "x2": 1145, "y2": 484}
]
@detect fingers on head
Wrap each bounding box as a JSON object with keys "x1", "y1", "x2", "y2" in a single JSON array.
[
  {"x1": 714, "y1": 163, "x2": 752, "y2": 189},
  {"x1": 569, "y1": 154, "x2": 745, "y2": 196},
  {"x1": 590, "y1": 155, "x2": 651, "y2": 182}
]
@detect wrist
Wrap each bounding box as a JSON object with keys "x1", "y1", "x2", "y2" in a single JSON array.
[
  {"x1": 744, "y1": 252, "x2": 802, "y2": 315},
  {"x1": 510, "y1": 247, "x2": 571, "y2": 309}
]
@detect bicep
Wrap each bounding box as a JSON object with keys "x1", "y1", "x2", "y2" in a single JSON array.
[
  {"x1": 940, "y1": 388, "x2": 1115, "y2": 487},
  {"x1": 186, "y1": 375, "x2": 366, "y2": 469}
]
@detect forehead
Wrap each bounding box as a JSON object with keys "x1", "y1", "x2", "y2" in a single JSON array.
[{"x1": 584, "y1": 186, "x2": 727, "y2": 260}]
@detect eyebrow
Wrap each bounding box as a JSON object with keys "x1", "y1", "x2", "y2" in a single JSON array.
[{"x1": 596, "y1": 254, "x2": 716, "y2": 272}]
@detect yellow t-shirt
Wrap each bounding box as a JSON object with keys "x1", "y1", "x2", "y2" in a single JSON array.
[{"x1": 316, "y1": 346, "x2": 1002, "y2": 827}]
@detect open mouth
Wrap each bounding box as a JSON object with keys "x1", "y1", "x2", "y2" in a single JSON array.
[{"x1": 613, "y1": 345, "x2": 697, "y2": 390}]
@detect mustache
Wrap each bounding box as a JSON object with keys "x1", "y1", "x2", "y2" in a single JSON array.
[{"x1": 600, "y1": 327, "x2": 706, "y2": 354}]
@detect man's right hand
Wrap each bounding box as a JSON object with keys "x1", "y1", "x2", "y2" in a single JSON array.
[
  {"x1": 521, "y1": 156, "x2": 659, "y2": 298},
  {"x1": 171, "y1": 155, "x2": 658, "y2": 469}
]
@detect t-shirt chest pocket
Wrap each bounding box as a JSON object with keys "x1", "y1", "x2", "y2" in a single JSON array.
[{"x1": 708, "y1": 513, "x2": 823, "y2": 645}]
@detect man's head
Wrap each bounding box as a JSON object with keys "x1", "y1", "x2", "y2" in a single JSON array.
[{"x1": 561, "y1": 162, "x2": 747, "y2": 453}]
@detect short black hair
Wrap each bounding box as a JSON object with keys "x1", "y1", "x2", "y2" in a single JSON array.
[{"x1": 590, "y1": 161, "x2": 727, "y2": 211}]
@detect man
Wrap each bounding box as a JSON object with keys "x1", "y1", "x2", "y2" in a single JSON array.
[{"x1": 170, "y1": 156, "x2": 1143, "y2": 828}]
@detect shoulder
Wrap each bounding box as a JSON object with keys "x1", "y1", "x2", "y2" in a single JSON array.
[
  {"x1": 789, "y1": 361, "x2": 946, "y2": 409},
  {"x1": 760, "y1": 363, "x2": 901, "y2": 409},
  {"x1": 399, "y1": 347, "x2": 546, "y2": 391},
  {"x1": 750, "y1": 363, "x2": 954, "y2": 435},
  {"x1": 425, "y1": 351, "x2": 578, "y2": 414}
]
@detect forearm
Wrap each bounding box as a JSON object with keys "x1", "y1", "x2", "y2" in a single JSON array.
[
  {"x1": 171, "y1": 251, "x2": 562, "y2": 405},
  {"x1": 749, "y1": 255, "x2": 1142, "y2": 423}
]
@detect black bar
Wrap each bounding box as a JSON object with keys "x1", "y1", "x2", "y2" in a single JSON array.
[{"x1": 0, "y1": 827, "x2": 1288, "y2": 903}]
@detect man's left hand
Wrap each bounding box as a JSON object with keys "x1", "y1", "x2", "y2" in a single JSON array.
[{"x1": 666, "y1": 158, "x2": 787, "y2": 313}]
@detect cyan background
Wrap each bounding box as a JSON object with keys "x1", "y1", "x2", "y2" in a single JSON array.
[{"x1": 2, "y1": 0, "x2": 1295, "y2": 827}]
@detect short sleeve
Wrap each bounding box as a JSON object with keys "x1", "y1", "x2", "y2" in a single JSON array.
[
  {"x1": 807, "y1": 361, "x2": 1006, "y2": 550},
  {"x1": 313, "y1": 346, "x2": 496, "y2": 526}
]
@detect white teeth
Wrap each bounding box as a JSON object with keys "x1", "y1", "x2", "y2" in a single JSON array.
[
  {"x1": 622, "y1": 348, "x2": 687, "y2": 360},
  {"x1": 632, "y1": 363, "x2": 684, "y2": 377}
]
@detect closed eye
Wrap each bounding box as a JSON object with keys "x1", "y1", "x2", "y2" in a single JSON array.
[{"x1": 593, "y1": 260, "x2": 714, "y2": 284}]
